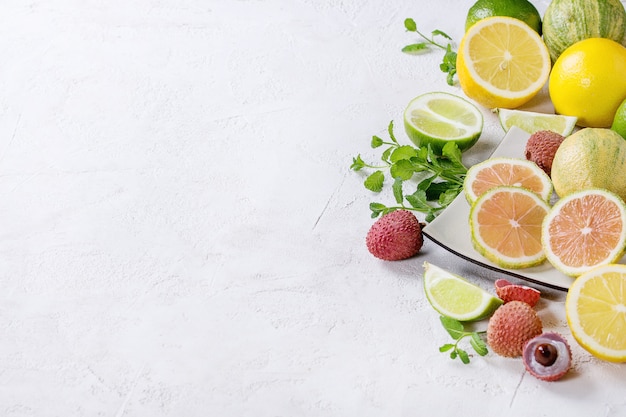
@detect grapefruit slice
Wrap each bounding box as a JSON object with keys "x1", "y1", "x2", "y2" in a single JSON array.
[
  {"x1": 470, "y1": 186, "x2": 550, "y2": 269},
  {"x1": 464, "y1": 157, "x2": 553, "y2": 204},
  {"x1": 542, "y1": 189, "x2": 626, "y2": 276}
]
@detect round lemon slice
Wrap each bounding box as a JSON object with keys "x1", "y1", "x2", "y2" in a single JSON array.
[
  {"x1": 566, "y1": 263, "x2": 626, "y2": 362},
  {"x1": 457, "y1": 16, "x2": 551, "y2": 109}
]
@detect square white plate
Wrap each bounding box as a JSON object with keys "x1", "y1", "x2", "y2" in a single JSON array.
[{"x1": 422, "y1": 126, "x2": 574, "y2": 291}]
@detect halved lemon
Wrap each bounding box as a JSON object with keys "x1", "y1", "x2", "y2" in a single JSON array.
[
  {"x1": 497, "y1": 108, "x2": 577, "y2": 135},
  {"x1": 403, "y1": 92, "x2": 483, "y2": 153},
  {"x1": 566, "y1": 263, "x2": 626, "y2": 362},
  {"x1": 423, "y1": 262, "x2": 502, "y2": 321},
  {"x1": 542, "y1": 189, "x2": 626, "y2": 277},
  {"x1": 464, "y1": 157, "x2": 553, "y2": 204},
  {"x1": 457, "y1": 16, "x2": 551, "y2": 109},
  {"x1": 470, "y1": 186, "x2": 550, "y2": 269}
]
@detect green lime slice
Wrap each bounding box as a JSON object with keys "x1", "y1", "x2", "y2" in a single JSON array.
[
  {"x1": 403, "y1": 92, "x2": 483, "y2": 154},
  {"x1": 497, "y1": 108, "x2": 577, "y2": 136},
  {"x1": 423, "y1": 262, "x2": 502, "y2": 321}
]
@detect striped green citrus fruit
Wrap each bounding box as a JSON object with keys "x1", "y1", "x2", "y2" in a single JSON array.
[
  {"x1": 551, "y1": 128, "x2": 626, "y2": 201},
  {"x1": 543, "y1": 0, "x2": 626, "y2": 62}
]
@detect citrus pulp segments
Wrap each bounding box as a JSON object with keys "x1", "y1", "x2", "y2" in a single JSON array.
[
  {"x1": 470, "y1": 186, "x2": 550, "y2": 269},
  {"x1": 497, "y1": 108, "x2": 577, "y2": 136},
  {"x1": 566, "y1": 264, "x2": 626, "y2": 362},
  {"x1": 403, "y1": 92, "x2": 483, "y2": 153},
  {"x1": 463, "y1": 157, "x2": 553, "y2": 204},
  {"x1": 542, "y1": 189, "x2": 626, "y2": 277},
  {"x1": 457, "y1": 16, "x2": 551, "y2": 109},
  {"x1": 422, "y1": 262, "x2": 502, "y2": 321}
]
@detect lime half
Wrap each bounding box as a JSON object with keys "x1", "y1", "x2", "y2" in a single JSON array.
[
  {"x1": 423, "y1": 262, "x2": 502, "y2": 321},
  {"x1": 497, "y1": 108, "x2": 577, "y2": 136},
  {"x1": 403, "y1": 92, "x2": 483, "y2": 154}
]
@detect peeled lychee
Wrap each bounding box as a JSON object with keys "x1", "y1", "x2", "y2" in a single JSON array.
[
  {"x1": 487, "y1": 301, "x2": 543, "y2": 357},
  {"x1": 366, "y1": 210, "x2": 423, "y2": 261},
  {"x1": 524, "y1": 130, "x2": 565, "y2": 177},
  {"x1": 523, "y1": 332, "x2": 572, "y2": 382},
  {"x1": 495, "y1": 279, "x2": 541, "y2": 307}
]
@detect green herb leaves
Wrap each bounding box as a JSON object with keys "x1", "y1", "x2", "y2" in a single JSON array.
[
  {"x1": 402, "y1": 18, "x2": 457, "y2": 86},
  {"x1": 350, "y1": 121, "x2": 466, "y2": 222},
  {"x1": 439, "y1": 316, "x2": 488, "y2": 364}
]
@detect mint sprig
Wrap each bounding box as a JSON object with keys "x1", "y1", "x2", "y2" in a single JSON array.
[
  {"x1": 402, "y1": 18, "x2": 457, "y2": 86},
  {"x1": 350, "y1": 120, "x2": 467, "y2": 222},
  {"x1": 438, "y1": 316, "x2": 488, "y2": 364}
]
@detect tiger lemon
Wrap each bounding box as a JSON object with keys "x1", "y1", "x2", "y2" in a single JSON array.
[{"x1": 550, "y1": 128, "x2": 626, "y2": 202}]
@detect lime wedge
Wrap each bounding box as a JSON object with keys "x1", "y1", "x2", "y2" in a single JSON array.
[
  {"x1": 423, "y1": 262, "x2": 503, "y2": 321},
  {"x1": 497, "y1": 108, "x2": 577, "y2": 135},
  {"x1": 403, "y1": 92, "x2": 483, "y2": 153}
]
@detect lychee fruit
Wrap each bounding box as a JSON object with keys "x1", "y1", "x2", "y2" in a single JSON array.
[
  {"x1": 523, "y1": 332, "x2": 572, "y2": 382},
  {"x1": 487, "y1": 301, "x2": 543, "y2": 357},
  {"x1": 366, "y1": 210, "x2": 423, "y2": 261},
  {"x1": 495, "y1": 279, "x2": 541, "y2": 307},
  {"x1": 524, "y1": 130, "x2": 565, "y2": 177}
]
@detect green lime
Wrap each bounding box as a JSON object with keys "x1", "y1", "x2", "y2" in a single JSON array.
[
  {"x1": 465, "y1": 0, "x2": 542, "y2": 34},
  {"x1": 497, "y1": 108, "x2": 578, "y2": 135},
  {"x1": 403, "y1": 92, "x2": 483, "y2": 154},
  {"x1": 422, "y1": 262, "x2": 503, "y2": 321},
  {"x1": 611, "y1": 97, "x2": 626, "y2": 139}
]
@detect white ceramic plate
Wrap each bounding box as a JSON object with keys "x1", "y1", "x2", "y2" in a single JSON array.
[{"x1": 422, "y1": 126, "x2": 574, "y2": 291}]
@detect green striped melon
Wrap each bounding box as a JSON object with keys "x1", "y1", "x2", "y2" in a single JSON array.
[
  {"x1": 551, "y1": 128, "x2": 626, "y2": 201},
  {"x1": 543, "y1": 0, "x2": 626, "y2": 62}
]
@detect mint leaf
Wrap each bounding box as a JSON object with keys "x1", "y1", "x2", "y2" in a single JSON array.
[
  {"x1": 350, "y1": 155, "x2": 365, "y2": 171},
  {"x1": 364, "y1": 171, "x2": 384, "y2": 192},
  {"x1": 371, "y1": 135, "x2": 384, "y2": 148},
  {"x1": 438, "y1": 315, "x2": 489, "y2": 364},
  {"x1": 403, "y1": 19, "x2": 458, "y2": 85},
  {"x1": 390, "y1": 145, "x2": 418, "y2": 162},
  {"x1": 390, "y1": 159, "x2": 414, "y2": 181},
  {"x1": 392, "y1": 177, "x2": 403, "y2": 204},
  {"x1": 440, "y1": 316, "x2": 464, "y2": 340},
  {"x1": 404, "y1": 18, "x2": 417, "y2": 32},
  {"x1": 402, "y1": 43, "x2": 429, "y2": 54},
  {"x1": 470, "y1": 333, "x2": 488, "y2": 356}
]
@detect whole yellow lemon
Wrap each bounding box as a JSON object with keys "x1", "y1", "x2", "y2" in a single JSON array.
[{"x1": 549, "y1": 38, "x2": 626, "y2": 128}]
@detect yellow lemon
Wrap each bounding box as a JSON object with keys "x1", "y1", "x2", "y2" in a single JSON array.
[
  {"x1": 549, "y1": 38, "x2": 626, "y2": 128},
  {"x1": 566, "y1": 264, "x2": 626, "y2": 362},
  {"x1": 456, "y1": 16, "x2": 551, "y2": 109}
]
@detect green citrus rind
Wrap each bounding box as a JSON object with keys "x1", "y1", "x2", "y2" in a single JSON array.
[
  {"x1": 423, "y1": 262, "x2": 503, "y2": 321},
  {"x1": 403, "y1": 92, "x2": 483, "y2": 154}
]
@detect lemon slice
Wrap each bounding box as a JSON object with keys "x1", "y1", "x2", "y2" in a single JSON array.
[
  {"x1": 566, "y1": 264, "x2": 626, "y2": 362},
  {"x1": 403, "y1": 92, "x2": 483, "y2": 153},
  {"x1": 497, "y1": 108, "x2": 578, "y2": 135},
  {"x1": 542, "y1": 189, "x2": 626, "y2": 277},
  {"x1": 423, "y1": 262, "x2": 503, "y2": 321},
  {"x1": 464, "y1": 157, "x2": 553, "y2": 204},
  {"x1": 470, "y1": 186, "x2": 550, "y2": 269},
  {"x1": 457, "y1": 16, "x2": 551, "y2": 109}
]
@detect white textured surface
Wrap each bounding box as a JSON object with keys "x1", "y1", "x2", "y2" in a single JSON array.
[{"x1": 2, "y1": 1, "x2": 626, "y2": 416}]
